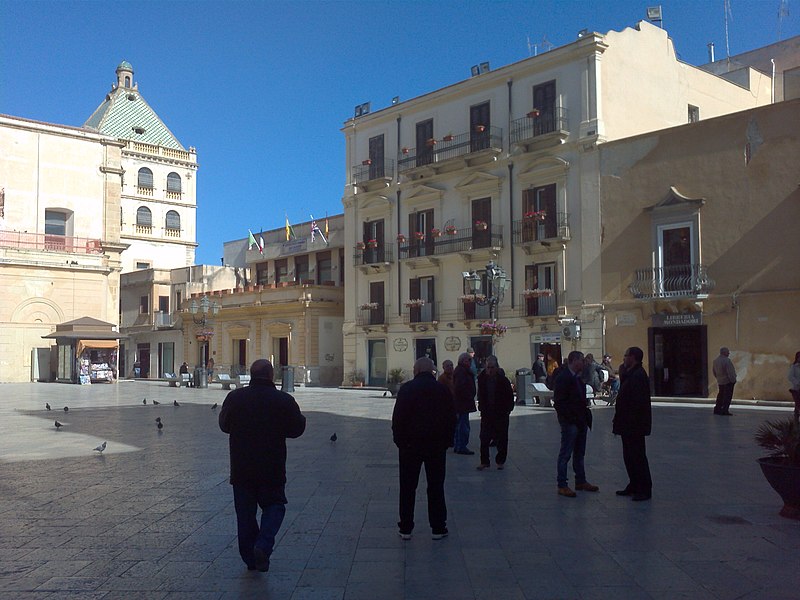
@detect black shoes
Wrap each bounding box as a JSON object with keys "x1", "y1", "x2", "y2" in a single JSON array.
[
  {"x1": 431, "y1": 529, "x2": 449, "y2": 540},
  {"x1": 253, "y1": 547, "x2": 270, "y2": 572},
  {"x1": 615, "y1": 489, "x2": 632, "y2": 496},
  {"x1": 454, "y1": 448, "x2": 475, "y2": 455}
]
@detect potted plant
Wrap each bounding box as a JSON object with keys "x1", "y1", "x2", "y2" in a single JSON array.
[
  {"x1": 362, "y1": 159, "x2": 372, "y2": 166},
  {"x1": 356, "y1": 241, "x2": 366, "y2": 250},
  {"x1": 527, "y1": 108, "x2": 540, "y2": 118},
  {"x1": 367, "y1": 239, "x2": 378, "y2": 249},
  {"x1": 430, "y1": 228, "x2": 441, "y2": 238},
  {"x1": 404, "y1": 298, "x2": 425, "y2": 308},
  {"x1": 445, "y1": 224, "x2": 458, "y2": 235},
  {"x1": 475, "y1": 124, "x2": 486, "y2": 133},
  {"x1": 358, "y1": 302, "x2": 379, "y2": 311},
  {"x1": 396, "y1": 233, "x2": 407, "y2": 243},
  {"x1": 755, "y1": 417, "x2": 800, "y2": 520},
  {"x1": 348, "y1": 370, "x2": 365, "y2": 387},
  {"x1": 474, "y1": 220, "x2": 488, "y2": 231},
  {"x1": 414, "y1": 231, "x2": 425, "y2": 240},
  {"x1": 386, "y1": 368, "x2": 406, "y2": 396},
  {"x1": 401, "y1": 147, "x2": 409, "y2": 154},
  {"x1": 426, "y1": 138, "x2": 437, "y2": 147},
  {"x1": 442, "y1": 133, "x2": 454, "y2": 142}
]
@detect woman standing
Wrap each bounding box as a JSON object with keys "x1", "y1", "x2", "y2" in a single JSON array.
[{"x1": 788, "y1": 352, "x2": 800, "y2": 423}]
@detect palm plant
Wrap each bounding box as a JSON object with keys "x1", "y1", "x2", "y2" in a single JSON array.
[{"x1": 755, "y1": 418, "x2": 800, "y2": 465}]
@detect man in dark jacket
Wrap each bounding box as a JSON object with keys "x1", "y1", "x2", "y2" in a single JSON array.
[
  {"x1": 532, "y1": 353, "x2": 548, "y2": 383},
  {"x1": 392, "y1": 357, "x2": 456, "y2": 540},
  {"x1": 612, "y1": 346, "x2": 652, "y2": 501},
  {"x1": 219, "y1": 359, "x2": 306, "y2": 572},
  {"x1": 453, "y1": 352, "x2": 477, "y2": 455},
  {"x1": 553, "y1": 350, "x2": 599, "y2": 497},
  {"x1": 476, "y1": 355, "x2": 515, "y2": 470}
]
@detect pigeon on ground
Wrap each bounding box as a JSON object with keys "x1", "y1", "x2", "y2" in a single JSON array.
[
  {"x1": 330, "y1": 433, "x2": 337, "y2": 442},
  {"x1": 383, "y1": 391, "x2": 388, "y2": 397},
  {"x1": 155, "y1": 417, "x2": 162, "y2": 423},
  {"x1": 173, "y1": 400, "x2": 180, "y2": 407},
  {"x1": 93, "y1": 441, "x2": 107, "y2": 453},
  {"x1": 54, "y1": 420, "x2": 62, "y2": 429},
  {"x1": 152, "y1": 400, "x2": 160, "y2": 405},
  {"x1": 46, "y1": 403, "x2": 51, "y2": 410},
  {"x1": 63, "y1": 406, "x2": 69, "y2": 412},
  {"x1": 211, "y1": 403, "x2": 218, "y2": 410},
  {"x1": 143, "y1": 398, "x2": 147, "y2": 405},
  {"x1": 157, "y1": 421, "x2": 163, "y2": 430}
]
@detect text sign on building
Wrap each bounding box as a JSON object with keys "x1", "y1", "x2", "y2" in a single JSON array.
[
  {"x1": 652, "y1": 312, "x2": 702, "y2": 327},
  {"x1": 531, "y1": 333, "x2": 562, "y2": 343}
]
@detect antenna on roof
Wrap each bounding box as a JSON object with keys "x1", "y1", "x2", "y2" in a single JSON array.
[
  {"x1": 724, "y1": 0, "x2": 733, "y2": 60},
  {"x1": 778, "y1": 0, "x2": 789, "y2": 41}
]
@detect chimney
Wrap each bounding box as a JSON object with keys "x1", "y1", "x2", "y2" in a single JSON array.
[{"x1": 707, "y1": 42, "x2": 715, "y2": 63}]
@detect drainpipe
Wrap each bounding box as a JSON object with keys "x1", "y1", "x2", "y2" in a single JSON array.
[
  {"x1": 507, "y1": 78, "x2": 515, "y2": 308},
  {"x1": 771, "y1": 59, "x2": 776, "y2": 103},
  {"x1": 397, "y1": 189, "x2": 402, "y2": 317}
]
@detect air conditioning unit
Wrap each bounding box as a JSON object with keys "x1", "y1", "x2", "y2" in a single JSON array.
[{"x1": 562, "y1": 323, "x2": 581, "y2": 340}]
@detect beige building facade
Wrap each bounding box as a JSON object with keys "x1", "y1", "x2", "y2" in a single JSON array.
[
  {"x1": 0, "y1": 115, "x2": 126, "y2": 382},
  {"x1": 599, "y1": 99, "x2": 800, "y2": 401},
  {"x1": 342, "y1": 20, "x2": 772, "y2": 386}
]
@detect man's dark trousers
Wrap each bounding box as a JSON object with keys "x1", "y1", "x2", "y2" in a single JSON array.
[
  {"x1": 621, "y1": 434, "x2": 652, "y2": 494},
  {"x1": 398, "y1": 446, "x2": 446, "y2": 534},
  {"x1": 232, "y1": 484, "x2": 286, "y2": 568},
  {"x1": 714, "y1": 382, "x2": 735, "y2": 414},
  {"x1": 479, "y1": 414, "x2": 509, "y2": 466}
]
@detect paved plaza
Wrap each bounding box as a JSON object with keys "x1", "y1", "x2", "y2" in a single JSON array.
[{"x1": 0, "y1": 380, "x2": 797, "y2": 599}]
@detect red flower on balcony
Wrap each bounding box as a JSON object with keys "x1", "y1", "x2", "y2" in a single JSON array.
[
  {"x1": 527, "y1": 109, "x2": 541, "y2": 118},
  {"x1": 396, "y1": 233, "x2": 407, "y2": 243},
  {"x1": 401, "y1": 147, "x2": 409, "y2": 154},
  {"x1": 475, "y1": 124, "x2": 486, "y2": 133},
  {"x1": 362, "y1": 159, "x2": 372, "y2": 166},
  {"x1": 524, "y1": 210, "x2": 547, "y2": 221},
  {"x1": 445, "y1": 225, "x2": 458, "y2": 235},
  {"x1": 356, "y1": 241, "x2": 366, "y2": 250},
  {"x1": 430, "y1": 228, "x2": 441, "y2": 238},
  {"x1": 474, "y1": 220, "x2": 488, "y2": 231},
  {"x1": 367, "y1": 239, "x2": 378, "y2": 249},
  {"x1": 414, "y1": 231, "x2": 425, "y2": 240}
]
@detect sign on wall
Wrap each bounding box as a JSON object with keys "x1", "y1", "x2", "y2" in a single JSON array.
[
  {"x1": 393, "y1": 338, "x2": 408, "y2": 351},
  {"x1": 444, "y1": 336, "x2": 461, "y2": 352},
  {"x1": 651, "y1": 312, "x2": 702, "y2": 327}
]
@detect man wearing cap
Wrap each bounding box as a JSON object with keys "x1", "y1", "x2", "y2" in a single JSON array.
[{"x1": 532, "y1": 353, "x2": 548, "y2": 384}]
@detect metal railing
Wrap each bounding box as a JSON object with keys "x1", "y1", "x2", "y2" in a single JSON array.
[
  {"x1": 518, "y1": 291, "x2": 558, "y2": 317},
  {"x1": 397, "y1": 126, "x2": 503, "y2": 173},
  {"x1": 402, "y1": 300, "x2": 440, "y2": 325},
  {"x1": 629, "y1": 264, "x2": 715, "y2": 299},
  {"x1": 353, "y1": 243, "x2": 395, "y2": 267},
  {"x1": 356, "y1": 305, "x2": 387, "y2": 326},
  {"x1": 352, "y1": 159, "x2": 395, "y2": 185},
  {"x1": 459, "y1": 300, "x2": 492, "y2": 321},
  {"x1": 153, "y1": 311, "x2": 174, "y2": 328},
  {"x1": 510, "y1": 106, "x2": 569, "y2": 144},
  {"x1": 0, "y1": 231, "x2": 104, "y2": 254},
  {"x1": 398, "y1": 223, "x2": 503, "y2": 260},
  {"x1": 512, "y1": 212, "x2": 570, "y2": 244}
]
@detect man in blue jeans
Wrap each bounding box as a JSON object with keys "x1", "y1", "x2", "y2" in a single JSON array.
[
  {"x1": 219, "y1": 359, "x2": 306, "y2": 572},
  {"x1": 553, "y1": 350, "x2": 599, "y2": 497},
  {"x1": 452, "y1": 352, "x2": 477, "y2": 454}
]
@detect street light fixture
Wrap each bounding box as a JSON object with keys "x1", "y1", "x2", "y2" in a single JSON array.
[
  {"x1": 462, "y1": 260, "x2": 510, "y2": 321},
  {"x1": 189, "y1": 294, "x2": 220, "y2": 327}
]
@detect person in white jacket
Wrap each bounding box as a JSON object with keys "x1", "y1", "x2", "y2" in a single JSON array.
[{"x1": 788, "y1": 351, "x2": 800, "y2": 423}]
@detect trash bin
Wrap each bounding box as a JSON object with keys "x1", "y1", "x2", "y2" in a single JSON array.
[
  {"x1": 515, "y1": 368, "x2": 532, "y2": 405},
  {"x1": 193, "y1": 367, "x2": 208, "y2": 389},
  {"x1": 281, "y1": 365, "x2": 295, "y2": 393}
]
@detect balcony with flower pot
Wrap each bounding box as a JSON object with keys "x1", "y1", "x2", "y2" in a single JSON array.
[
  {"x1": 353, "y1": 241, "x2": 395, "y2": 273},
  {"x1": 397, "y1": 126, "x2": 504, "y2": 180},
  {"x1": 519, "y1": 289, "x2": 558, "y2": 320},
  {"x1": 509, "y1": 105, "x2": 570, "y2": 152},
  {"x1": 352, "y1": 158, "x2": 395, "y2": 192},
  {"x1": 402, "y1": 299, "x2": 439, "y2": 331},
  {"x1": 356, "y1": 302, "x2": 387, "y2": 330},
  {"x1": 397, "y1": 222, "x2": 504, "y2": 266},
  {"x1": 512, "y1": 211, "x2": 571, "y2": 254}
]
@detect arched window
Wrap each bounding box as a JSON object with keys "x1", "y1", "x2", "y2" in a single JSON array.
[
  {"x1": 166, "y1": 172, "x2": 182, "y2": 193},
  {"x1": 125, "y1": 75, "x2": 131, "y2": 87},
  {"x1": 136, "y1": 206, "x2": 152, "y2": 227},
  {"x1": 137, "y1": 167, "x2": 153, "y2": 188},
  {"x1": 165, "y1": 210, "x2": 181, "y2": 230}
]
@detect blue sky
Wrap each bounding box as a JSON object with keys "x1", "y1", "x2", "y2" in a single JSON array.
[{"x1": 1, "y1": 0, "x2": 797, "y2": 265}]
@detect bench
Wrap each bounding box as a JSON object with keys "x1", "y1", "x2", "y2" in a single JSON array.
[
  {"x1": 212, "y1": 374, "x2": 235, "y2": 390},
  {"x1": 237, "y1": 375, "x2": 251, "y2": 388},
  {"x1": 165, "y1": 373, "x2": 180, "y2": 387},
  {"x1": 530, "y1": 382, "x2": 554, "y2": 407},
  {"x1": 180, "y1": 373, "x2": 192, "y2": 388}
]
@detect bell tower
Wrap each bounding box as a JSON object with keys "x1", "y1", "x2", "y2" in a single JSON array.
[{"x1": 115, "y1": 61, "x2": 136, "y2": 90}]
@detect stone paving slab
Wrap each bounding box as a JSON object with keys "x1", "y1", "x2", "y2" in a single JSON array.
[{"x1": 0, "y1": 381, "x2": 797, "y2": 599}]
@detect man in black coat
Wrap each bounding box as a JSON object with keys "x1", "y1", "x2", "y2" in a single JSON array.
[
  {"x1": 553, "y1": 350, "x2": 599, "y2": 497},
  {"x1": 612, "y1": 346, "x2": 652, "y2": 501},
  {"x1": 453, "y1": 352, "x2": 477, "y2": 455},
  {"x1": 476, "y1": 355, "x2": 515, "y2": 470},
  {"x1": 532, "y1": 353, "x2": 548, "y2": 383},
  {"x1": 392, "y1": 357, "x2": 456, "y2": 540},
  {"x1": 219, "y1": 359, "x2": 306, "y2": 572}
]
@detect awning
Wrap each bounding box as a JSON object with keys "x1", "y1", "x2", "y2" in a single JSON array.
[{"x1": 76, "y1": 339, "x2": 119, "y2": 356}]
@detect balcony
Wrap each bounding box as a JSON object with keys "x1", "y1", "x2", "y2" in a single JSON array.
[
  {"x1": 510, "y1": 107, "x2": 569, "y2": 151},
  {"x1": 353, "y1": 243, "x2": 395, "y2": 273},
  {"x1": 352, "y1": 159, "x2": 395, "y2": 192},
  {"x1": 135, "y1": 224, "x2": 153, "y2": 235},
  {"x1": 397, "y1": 126, "x2": 503, "y2": 178},
  {"x1": 458, "y1": 299, "x2": 492, "y2": 322},
  {"x1": 512, "y1": 213, "x2": 570, "y2": 254},
  {"x1": 402, "y1": 300, "x2": 440, "y2": 330},
  {"x1": 629, "y1": 264, "x2": 715, "y2": 300},
  {"x1": 153, "y1": 311, "x2": 175, "y2": 329},
  {"x1": 518, "y1": 291, "x2": 558, "y2": 319},
  {"x1": 164, "y1": 227, "x2": 181, "y2": 238},
  {"x1": 0, "y1": 231, "x2": 103, "y2": 255},
  {"x1": 398, "y1": 223, "x2": 503, "y2": 267},
  {"x1": 356, "y1": 304, "x2": 387, "y2": 330}
]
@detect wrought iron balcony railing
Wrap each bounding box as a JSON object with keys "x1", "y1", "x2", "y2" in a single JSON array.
[
  {"x1": 352, "y1": 159, "x2": 395, "y2": 185},
  {"x1": 397, "y1": 126, "x2": 503, "y2": 173},
  {"x1": 459, "y1": 299, "x2": 492, "y2": 321},
  {"x1": 402, "y1": 300, "x2": 440, "y2": 325},
  {"x1": 356, "y1": 305, "x2": 386, "y2": 326},
  {"x1": 353, "y1": 242, "x2": 395, "y2": 267},
  {"x1": 0, "y1": 231, "x2": 104, "y2": 254},
  {"x1": 398, "y1": 223, "x2": 503, "y2": 260},
  {"x1": 518, "y1": 291, "x2": 558, "y2": 317},
  {"x1": 512, "y1": 212, "x2": 570, "y2": 244},
  {"x1": 153, "y1": 311, "x2": 175, "y2": 328},
  {"x1": 629, "y1": 264, "x2": 715, "y2": 299},
  {"x1": 510, "y1": 106, "x2": 569, "y2": 144}
]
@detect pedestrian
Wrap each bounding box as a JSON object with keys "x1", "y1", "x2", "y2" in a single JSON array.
[
  {"x1": 207, "y1": 357, "x2": 215, "y2": 383},
  {"x1": 392, "y1": 357, "x2": 456, "y2": 540},
  {"x1": 437, "y1": 359, "x2": 455, "y2": 395},
  {"x1": 553, "y1": 350, "x2": 599, "y2": 497},
  {"x1": 612, "y1": 347, "x2": 652, "y2": 501},
  {"x1": 712, "y1": 347, "x2": 737, "y2": 415},
  {"x1": 788, "y1": 351, "x2": 800, "y2": 423},
  {"x1": 218, "y1": 359, "x2": 306, "y2": 572},
  {"x1": 532, "y1": 353, "x2": 547, "y2": 383},
  {"x1": 581, "y1": 353, "x2": 603, "y2": 393},
  {"x1": 179, "y1": 361, "x2": 192, "y2": 387},
  {"x1": 452, "y1": 353, "x2": 477, "y2": 455},
  {"x1": 467, "y1": 347, "x2": 479, "y2": 378},
  {"x1": 601, "y1": 354, "x2": 620, "y2": 396},
  {"x1": 476, "y1": 355, "x2": 515, "y2": 471}
]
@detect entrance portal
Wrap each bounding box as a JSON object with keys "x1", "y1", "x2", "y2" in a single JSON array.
[{"x1": 648, "y1": 325, "x2": 707, "y2": 396}]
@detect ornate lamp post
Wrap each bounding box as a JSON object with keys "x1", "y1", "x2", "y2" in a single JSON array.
[
  {"x1": 462, "y1": 260, "x2": 510, "y2": 322},
  {"x1": 189, "y1": 295, "x2": 220, "y2": 371}
]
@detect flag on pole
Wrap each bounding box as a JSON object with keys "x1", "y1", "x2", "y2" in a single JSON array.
[
  {"x1": 259, "y1": 234, "x2": 265, "y2": 254},
  {"x1": 285, "y1": 216, "x2": 296, "y2": 241},
  {"x1": 325, "y1": 214, "x2": 329, "y2": 238},
  {"x1": 310, "y1": 215, "x2": 327, "y2": 245},
  {"x1": 248, "y1": 229, "x2": 258, "y2": 250}
]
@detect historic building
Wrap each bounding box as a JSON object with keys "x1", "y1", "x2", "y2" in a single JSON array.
[
  {"x1": 341, "y1": 20, "x2": 772, "y2": 386},
  {"x1": 599, "y1": 98, "x2": 800, "y2": 401}
]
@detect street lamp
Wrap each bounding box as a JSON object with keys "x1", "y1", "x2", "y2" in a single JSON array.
[
  {"x1": 462, "y1": 260, "x2": 510, "y2": 321},
  {"x1": 189, "y1": 295, "x2": 220, "y2": 373}
]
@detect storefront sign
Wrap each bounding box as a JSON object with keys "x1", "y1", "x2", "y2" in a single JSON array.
[
  {"x1": 616, "y1": 312, "x2": 636, "y2": 327},
  {"x1": 531, "y1": 333, "x2": 561, "y2": 344},
  {"x1": 652, "y1": 312, "x2": 702, "y2": 327},
  {"x1": 444, "y1": 336, "x2": 461, "y2": 352}
]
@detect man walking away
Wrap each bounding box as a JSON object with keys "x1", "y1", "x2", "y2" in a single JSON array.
[
  {"x1": 553, "y1": 350, "x2": 599, "y2": 497},
  {"x1": 712, "y1": 347, "x2": 737, "y2": 415},
  {"x1": 532, "y1": 353, "x2": 548, "y2": 383},
  {"x1": 392, "y1": 357, "x2": 456, "y2": 540},
  {"x1": 613, "y1": 347, "x2": 652, "y2": 501},
  {"x1": 453, "y1": 353, "x2": 477, "y2": 455},
  {"x1": 219, "y1": 359, "x2": 306, "y2": 572},
  {"x1": 476, "y1": 355, "x2": 515, "y2": 471}
]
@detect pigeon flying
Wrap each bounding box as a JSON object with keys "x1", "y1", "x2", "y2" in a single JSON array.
[
  {"x1": 153, "y1": 400, "x2": 160, "y2": 405},
  {"x1": 173, "y1": 400, "x2": 180, "y2": 407},
  {"x1": 330, "y1": 433, "x2": 337, "y2": 442},
  {"x1": 63, "y1": 406, "x2": 69, "y2": 412},
  {"x1": 94, "y1": 441, "x2": 107, "y2": 453},
  {"x1": 54, "y1": 420, "x2": 62, "y2": 429},
  {"x1": 46, "y1": 403, "x2": 51, "y2": 410},
  {"x1": 211, "y1": 403, "x2": 218, "y2": 410}
]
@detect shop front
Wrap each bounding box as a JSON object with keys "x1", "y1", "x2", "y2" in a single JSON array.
[
  {"x1": 648, "y1": 312, "x2": 708, "y2": 397},
  {"x1": 42, "y1": 316, "x2": 125, "y2": 384}
]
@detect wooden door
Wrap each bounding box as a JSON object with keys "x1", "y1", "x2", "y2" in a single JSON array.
[
  {"x1": 470, "y1": 102, "x2": 491, "y2": 151},
  {"x1": 369, "y1": 281, "x2": 385, "y2": 325},
  {"x1": 416, "y1": 119, "x2": 434, "y2": 166},
  {"x1": 369, "y1": 134, "x2": 384, "y2": 179},
  {"x1": 471, "y1": 197, "x2": 492, "y2": 248},
  {"x1": 533, "y1": 80, "x2": 556, "y2": 135}
]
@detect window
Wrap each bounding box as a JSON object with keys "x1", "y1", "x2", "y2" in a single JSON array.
[
  {"x1": 275, "y1": 259, "x2": 288, "y2": 284},
  {"x1": 688, "y1": 105, "x2": 700, "y2": 123},
  {"x1": 256, "y1": 263, "x2": 269, "y2": 285},
  {"x1": 175, "y1": 289, "x2": 182, "y2": 309},
  {"x1": 136, "y1": 206, "x2": 152, "y2": 227},
  {"x1": 362, "y1": 219, "x2": 385, "y2": 264},
  {"x1": 158, "y1": 295, "x2": 169, "y2": 313},
  {"x1": 409, "y1": 276, "x2": 435, "y2": 323},
  {"x1": 317, "y1": 251, "x2": 332, "y2": 284},
  {"x1": 140, "y1": 295, "x2": 149, "y2": 314},
  {"x1": 44, "y1": 210, "x2": 67, "y2": 236},
  {"x1": 470, "y1": 101, "x2": 491, "y2": 152},
  {"x1": 785, "y1": 66, "x2": 800, "y2": 100},
  {"x1": 471, "y1": 197, "x2": 492, "y2": 249},
  {"x1": 165, "y1": 210, "x2": 181, "y2": 230},
  {"x1": 408, "y1": 210, "x2": 434, "y2": 257},
  {"x1": 369, "y1": 281, "x2": 385, "y2": 325},
  {"x1": 137, "y1": 168, "x2": 153, "y2": 188},
  {"x1": 415, "y1": 119, "x2": 434, "y2": 166},
  {"x1": 294, "y1": 255, "x2": 309, "y2": 283},
  {"x1": 524, "y1": 263, "x2": 556, "y2": 316},
  {"x1": 522, "y1": 184, "x2": 557, "y2": 240},
  {"x1": 166, "y1": 172, "x2": 182, "y2": 193},
  {"x1": 533, "y1": 80, "x2": 557, "y2": 135},
  {"x1": 125, "y1": 75, "x2": 131, "y2": 87},
  {"x1": 136, "y1": 261, "x2": 150, "y2": 270},
  {"x1": 368, "y1": 135, "x2": 385, "y2": 179}
]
